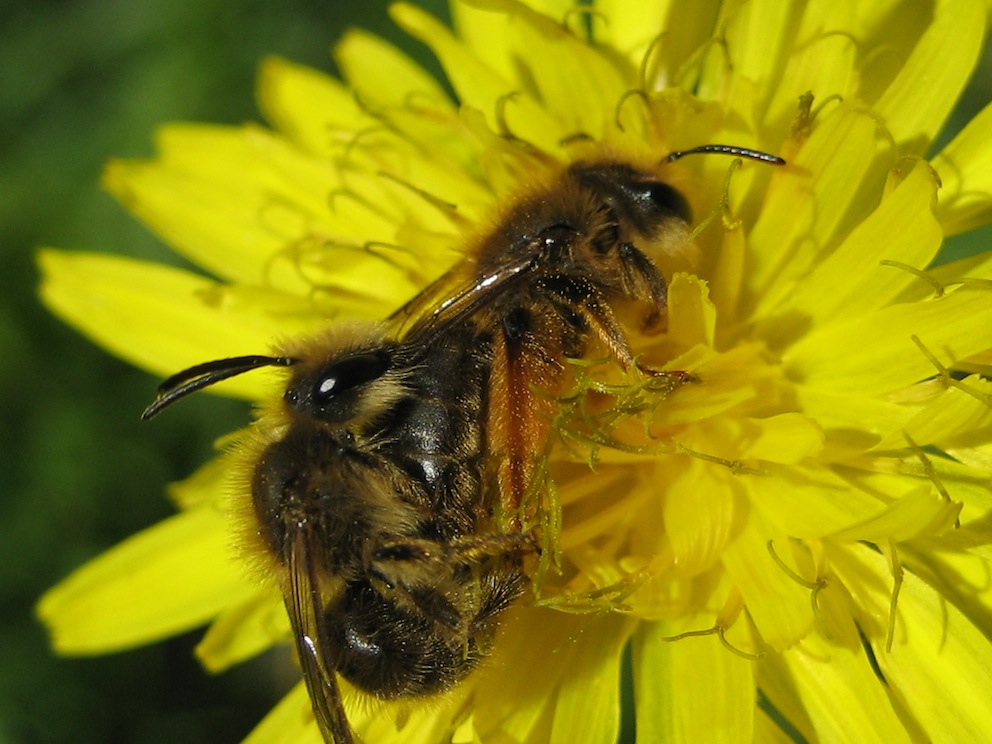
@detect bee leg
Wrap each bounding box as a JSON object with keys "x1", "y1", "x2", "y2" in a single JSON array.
[
  {"x1": 472, "y1": 568, "x2": 528, "y2": 628},
  {"x1": 540, "y1": 273, "x2": 694, "y2": 384},
  {"x1": 537, "y1": 273, "x2": 639, "y2": 370},
  {"x1": 447, "y1": 531, "x2": 539, "y2": 565},
  {"x1": 616, "y1": 241, "x2": 668, "y2": 330},
  {"x1": 365, "y1": 536, "x2": 465, "y2": 629},
  {"x1": 366, "y1": 536, "x2": 448, "y2": 589}
]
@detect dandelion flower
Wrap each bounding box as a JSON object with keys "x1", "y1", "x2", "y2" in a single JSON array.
[{"x1": 38, "y1": 1, "x2": 992, "y2": 742}]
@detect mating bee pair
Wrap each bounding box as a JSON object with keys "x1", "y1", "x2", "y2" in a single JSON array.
[{"x1": 144, "y1": 147, "x2": 781, "y2": 743}]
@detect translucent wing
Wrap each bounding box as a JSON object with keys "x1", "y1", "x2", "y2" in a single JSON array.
[
  {"x1": 390, "y1": 249, "x2": 541, "y2": 348},
  {"x1": 283, "y1": 526, "x2": 355, "y2": 744}
]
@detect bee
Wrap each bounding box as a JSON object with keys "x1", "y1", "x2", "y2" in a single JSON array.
[
  {"x1": 144, "y1": 145, "x2": 782, "y2": 743},
  {"x1": 397, "y1": 145, "x2": 783, "y2": 521},
  {"x1": 145, "y1": 315, "x2": 529, "y2": 744}
]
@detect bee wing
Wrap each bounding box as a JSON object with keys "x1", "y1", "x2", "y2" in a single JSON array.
[
  {"x1": 390, "y1": 240, "x2": 556, "y2": 526},
  {"x1": 391, "y1": 250, "x2": 541, "y2": 347},
  {"x1": 284, "y1": 528, "x2": 355, "y2": 744}
]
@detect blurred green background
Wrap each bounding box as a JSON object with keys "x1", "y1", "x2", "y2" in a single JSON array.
[{"x1": 0, "y1": 2, "x2": 989, "y2": 743}]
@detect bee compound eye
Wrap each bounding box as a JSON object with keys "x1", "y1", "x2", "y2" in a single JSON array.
[
  {"x1": 314, "y1": 351, "x2": 391, "y2": 402},
  {"x1": 641, "y1": 181, "x2": 691, "y2": 222}
]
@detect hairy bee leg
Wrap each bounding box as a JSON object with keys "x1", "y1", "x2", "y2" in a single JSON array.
[
  {"x1": 446, "y1": 531, "x2": 540, "y2": 564},
  {"x1": 472, "y1": 569, "x2": 528, "y2": 628},
  {"x1": 364, "y1": 533, "x2": 533, "y2": 633},
  {"x1": 367, "y1": 531, "x2": 537, "y2": 584},
  {"x1": 366, "y1": 537, "x2": 449, "y2": 587},
  {"x1": 537, "y1": 273, "x2": 640, "y2": 370},
  {"x1": 490, "y1": 314, "x2": 566, "y2": 530},
  {"x1": 540, "y1": 272, "x2": 695, "y2": 384},
  {"x1": 617, "y1": 241, "x2": 668, "y2": 329}
]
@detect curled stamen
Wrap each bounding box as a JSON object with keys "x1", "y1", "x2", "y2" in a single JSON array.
[
  {"x1": 912, "y1": 335, "x2": 992, "y2": 407},
  {"x1": 339, "y1": 125, "x2": 393, "y2": 167},
  {"x1": 766, "y1": 540, "x2": 821, "y2": 590},
  {"x1": 796, "y1": 92, "x2": 845, "y2": 135},
  {"x1": 327, "y1": 187, "x2": 375, "y2": 216},
  {"x1": 880, "y1": 260, "x2": 945, "y2": 297},
  {"x1": 372, "y1": 170, "x2": 472, "y2": 233},
  {"x1": 561, "y1": 5, "x2": 607, "y2": 40},
  {"x1": 902, "y1": 432, "x2": 961, "y2": 529},
  {"x1": 851, "y1": 102, "x2": 898, "y2": 155},
  {"x1": 675, "y1": 444, "x2": 763, "y2": 476},
  {"x1": 880, "y1": 540, "x2": 904, "y2": 653},
  {"x1": 494, "y1": 91, "x2": 532, "y2": 149},
  {"x1": 614, "y1": 89, "x2": 650, "y2": 133},
  {"x1": 767, "y1": 540, "x2": 830, "y2": 622},
  {"x1": 687, "y1": 158, "x2": 744, "y2": 240},
  {"x1": 637, "y1": 32, "x2": 667, "y2": 91},
  {"x1": 672, "y1": 34, "x2": 727, "y2": 89},
  {"x1": 661, "y1": 623, "x2": 763, "y2": 661}
]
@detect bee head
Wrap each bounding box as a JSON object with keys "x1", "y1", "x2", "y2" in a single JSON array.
[{"x1": 283, "y1": 348, "x2": 397, "y2": 425}]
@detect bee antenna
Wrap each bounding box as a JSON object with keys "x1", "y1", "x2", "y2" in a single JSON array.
[
  {"x1": 662, "y1": 144, "x2": 786, "y2": 166},
  {"x1": 142, "y1": 355, "x2": 295, "y2": 420}
]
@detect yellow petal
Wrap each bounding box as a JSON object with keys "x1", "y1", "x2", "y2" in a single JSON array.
[
  {"x1": 754, "y1": 652, "x2": 817, "y2": 743},
  {"x1": 549, "y1": 616, "x2": 629, "y2": 744},
  {"x1": 792, "y1": 386, "x2": 917, "y2": 450},
  {"x1": 857, "y1": 548, "x2": 992, "y2": 741},
  {"x1": 634, "y1": 616, "x2": 755, "y2": 744},
  {"x1": 167, "y1": 451, "x2": 237, "y2": 510},
  {"x1": 243, "y1": 683, "x2": 323, "y2": 744},
  {"x1": 719, "y1": 0, "x2": 795, "y2": 123},
  {"x1": 37, "y1": 506, "x2": 254, "y2": 653},
  {"x1": 782, "y1": 610, "x2": 911, "y2": 743},
  {"x1": 945, "y1": 440, "x2": 992, "y2": 472},
  {"x1": 827, "y1": 485, "x2": 960, "y2": 543},
  {"x1": 595, "y1": 0, "x2": 687, "y2": 65},
  {"x1": 747, "y1": 104, "x2": 877, "y2": 318},
  {"x1": 874, "y1": 374, "x2": 992, "y2": 451},
  {"x1": 747, "y1": 464, "x2": 887, "y2": 538},
  {"x1": 335, "y1": 28, "x2": 453, "y2": 111},
  {"x1": 390, "y1": 2, "x2": 564, "y2": 152},
  {"x1": 872, "y1": 0, "x2": 985, "y2": 151},
  {"x1": 741, "y1": 413, "x2": 824, "y2": 464},
  {"x1": 37, "y1": 250, "x2": 315, "y2": 398},
  {"x1": 664, "y1": 459, "x2": 739, "y2": 576},
  {"x1": 829, "y1": 457, "x2": 990, "y2": 534},
  {"x1": 332, "y1": 34, "x2": 492, "y2": 213},
  {"x1": 667, "y1": 273, "x2": 716, "y2": 349},
  {"x1": 709, "y1": 221, "x2": 747, "y2": 330},
  {"x1": 762, "y1": 0, "x2": 858, "y2": 135},
  {"x1": 471, "y1": 608, "x2": 631, "y2": 742},
  {"x1": 783, "y1": 285, "x2": 992, "y2": 396},
  {"x1": 721, "y1": 514, "x2": 815, "y2": 649},
  {"x1": 105, "y1": 124, "x2": 416, "y2": 297},
  {"x1": 195, "y1": 589, "x2": 286, "y2": 672},
  {"x1": 256, "y1": 56, "x2": 367, "y2": 158},
  {"x1": 754, "y1": 706, "x2": 805, "y2": 744},
  {"x1": 450, "y1": 0, "x2": 515, "y2": 80},
  {"x1": 776, "y1": 160, "x2": 942, "y2": 325},
  {"x1": 490, "y1": 0, "x2": 632, "y2": 135},
  {"x1": 933, "y1": 98, "x2": 992, "y2": 236},
  {"x1": 894, "y1": 247, "x2": 992, "y2": 304}
]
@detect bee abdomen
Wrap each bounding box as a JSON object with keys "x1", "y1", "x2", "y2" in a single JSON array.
[{"x1": 326, "y1": 581, "x2": 481, "y2": 698}]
